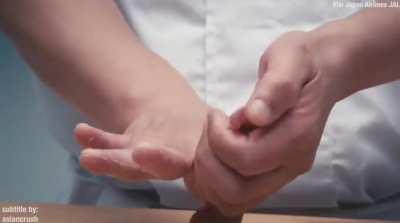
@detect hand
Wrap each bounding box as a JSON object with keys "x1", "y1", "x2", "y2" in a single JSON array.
[
  {"x1": 185, "y1": 109, "x2": 288, "y2": 217},
  {"x1": 190, "y1": 31, "x2": 337, "y2": 216},
  {"x1": 74, "y1": 85, "x2": 208, "y2": 181}
]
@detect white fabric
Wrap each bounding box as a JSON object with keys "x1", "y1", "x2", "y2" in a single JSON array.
[{"x1": 32, "y1": 0, "x2": 400, "y2": 209}]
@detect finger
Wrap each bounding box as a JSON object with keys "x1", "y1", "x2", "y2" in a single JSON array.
[
  {"x1": 208, "y1": 109, "x2": 250, "y2": 157},
  {"x1": 205, "y1": 176, "x2": 265, "y2": 217},
  {"x1": 213, "y1": 168, "x2": 296, "y2": 216},
  {"x1": 208, "y1": 114, "x2": 297, "y2": 205},
  {"x1": 132, "y1": 143, "x2": 192, "y2": 180},
  {"x1": 74, "y1": 123, "x2": 129, "y2": 149},
  {"x1": 229, "y1": 107, "x2": 247, "y2": 131},
  {"x1": 244, "y1": 63, "x2": 304, "y2": 127},
  {"x1": 229, "y1": 107, "x2": 257, "y2": 134},
  {"x1": 183, "y1": 170, "x2": 204, "y2": 203},
  {"x1": 208, "y1": 111, "x2": 279, "y2": 176},
  {"x1": 194, "y1": 137, "x2": 249, "y2": 217},
  {"x1": 212, "y1": 191, "x2": 264, "y2": 218},
  {"x1": 79, "y1": 148, "x2": 153, "y2": 181},
  {"x1": 220, "y1": 110, "x2": 315, "y2": 177},
  {"x1": 243, "y1": 110, "x2": 316, "y2": 176},
  {"x1": 188, "y1": 131, "x2": 216, "y2": 204},
  {"x1": 242, "y1": 167, "x2": 297, "y2": 204}
]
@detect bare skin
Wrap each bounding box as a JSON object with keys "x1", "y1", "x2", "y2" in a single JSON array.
[
  {"x1": 2, "y1": 0, "x2": 400, "y2": 219},
  {"x1": 0, "y1": 0, "x2": 207, "y2": 180},
  {"x1": 194, "y1": 8, "x2": 400, "y2": 216}
]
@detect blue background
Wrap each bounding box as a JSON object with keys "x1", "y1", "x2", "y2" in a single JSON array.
[{"x1": 0, "y1": 32, "x2": 72, "y2": 203}]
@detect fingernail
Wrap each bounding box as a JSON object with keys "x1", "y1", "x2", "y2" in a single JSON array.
[
  {"x1": 247, "y1": 99, "x2": 271, "y2": 126},
  {"x1": 76, "y1": 122, "x2": 90, "y2": 129},
  {"x1": 80, "y1": 148, "x2": 94, "y2": 156}
]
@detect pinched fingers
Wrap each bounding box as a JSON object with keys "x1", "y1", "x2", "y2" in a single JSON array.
[
  {"x1": 208, "y1": 109, "x2": 282, "y2": 176},
  {"x1": 193, "y1": 134, "x2": 298, "y2": 217},
  {"x1": 209, "y1": 107, "x2": 320, "y2": 178}
]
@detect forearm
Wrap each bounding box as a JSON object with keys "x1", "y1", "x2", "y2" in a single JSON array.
[
  {"x1": 309, "y1": 7, "x2": 400, "y2": 102},
  {"x1": 0, "y1": 0, "x2": 193, "y2": 132}
]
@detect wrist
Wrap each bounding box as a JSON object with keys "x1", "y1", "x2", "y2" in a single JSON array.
[
  {"x1": 114, "y1": 57, "x2": 206, "y2": 131},
  {"x1": 307, "y1": 19, "x2": 361, "y2": 104}
]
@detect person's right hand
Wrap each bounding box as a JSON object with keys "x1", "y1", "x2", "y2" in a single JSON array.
[
  {"x1": 74, "y1": 82, "x2": 208, "y2": 181},
  {"x1": 185, "y1": 31, "x2": 336, "y2": 217}
]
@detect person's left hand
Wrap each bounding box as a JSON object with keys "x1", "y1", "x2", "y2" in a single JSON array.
[
  {"x1": 73, "y1": 82, "x2": 209, "y2": 182},
  {"x1": 188, "y1": 31, "x2": 338, "y2": 216}
]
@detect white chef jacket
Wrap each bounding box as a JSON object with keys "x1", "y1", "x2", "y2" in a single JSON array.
[{"x1": 31, "y1": 0, "x2": 400, "y2": 209}]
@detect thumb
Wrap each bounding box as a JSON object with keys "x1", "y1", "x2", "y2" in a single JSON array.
[{"x1": 244, "y1": 71, "x2": 302, "y2": 127}]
